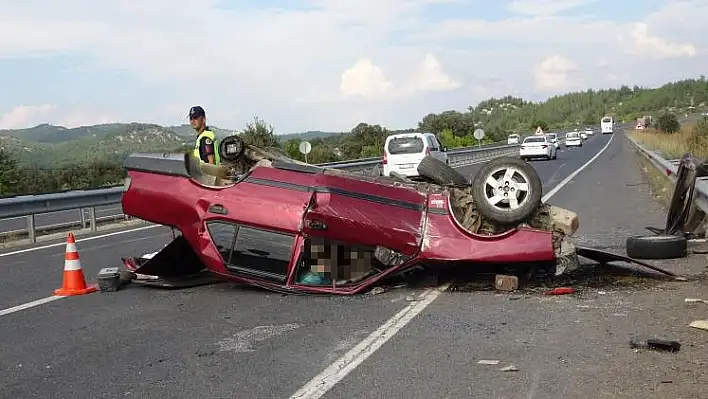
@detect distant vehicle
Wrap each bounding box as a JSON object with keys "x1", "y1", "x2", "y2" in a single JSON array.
[
  {"x1": 520, "y1": 135, "x2": 557, "y2": 161},
  {"x1": 545, "y1": 133, "x2": 560, "y2": 149},
  {"x1": 507, "y1": 134, "x2": 520, "y2": 145},
  {"x1": 579, "y1": 132, "x2": 588, "y2": 140},
  {"x1": 383, "y1": 133, "x2": 448, "y2": 178},
  {"x1": 601, "y1": 116, "x2": 614, "y2": 134},
  {"x1": 636, "y1": 115, "x2": 652, "y2": 129},
  {"x1": 565, "y1": 132, "x2": 582, "y2": 148},
  {"x1": 584, "y1": 128, "x2": 593, "y2": 136}
]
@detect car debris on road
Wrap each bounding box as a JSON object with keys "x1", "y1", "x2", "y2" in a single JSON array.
[
  {"x1": 109, "y1": 135, "x2": 692, "y2": 295},
  {"x1": 630, "y1": 337, "x2": 681, "y2": 352}
]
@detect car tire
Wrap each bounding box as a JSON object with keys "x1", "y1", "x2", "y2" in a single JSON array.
[
  {"x1": 626, "y1": 235, "x2": 687, "y2": 260},
  {"x1": 471, "y1": 156, "x2": 543, "y2": 225},
  {"x1": 417, "y1": 155, "x2": 468, "y2": 186}
]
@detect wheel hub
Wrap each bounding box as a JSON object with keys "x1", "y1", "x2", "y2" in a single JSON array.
[{"x1": 485, "y1": 167, "x2": 530, "y2": 210}]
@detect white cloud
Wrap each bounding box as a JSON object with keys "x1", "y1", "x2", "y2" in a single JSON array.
[
  {"x1": 338, "y1": 53, "x2": 458, "y2": 101},
  {"x1": 0, "y1": 105, "x2": 57, "y2": 129},
  {"x1": 0, "y1": 1, "x2": 705, "y2": 132},
  {"x1": 403, "y1": 54, "x2": 460, "y2": 93},
  {"x1": 58, "y1": 111, "x2": 116, "y2": 129},
  {"x1": 340, "y1": 58, "x2": 394, "y2": 99},
  {"x1": 534, "y1": 55, "x2": 582, "y2": 91},
  {"x1": 0, "y1": 104, "x2": 116, "y2": 129},
  {"x1": 628, "y1": 22, "x2": 697, "y2": 58}
]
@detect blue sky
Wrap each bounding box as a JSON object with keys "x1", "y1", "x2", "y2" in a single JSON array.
[{"x1": 0, "y1": 0, "x2": 705, "y2": 134}]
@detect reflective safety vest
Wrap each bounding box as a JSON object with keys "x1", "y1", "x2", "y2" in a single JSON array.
[{"x1": 193, "y1": 130, "x2": 220, "y2": 165}]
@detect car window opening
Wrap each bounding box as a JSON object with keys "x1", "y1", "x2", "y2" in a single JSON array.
[
  {"x1": 296, "y1": 237, "x2": 406, "y2": 286},
  {"x1": 387, "y1": 137, "x2": 425, "y2": 155}
]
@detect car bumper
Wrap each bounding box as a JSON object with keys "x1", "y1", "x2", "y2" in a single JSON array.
[
  {"x1": 520, "y1": 148, "x2": 550, "y2": 157},
  {"x1": 565, "y1": 140, "x2": 581, "y2": 146},
  {"x1": 384, "y1": 164, "x2": 420, "y2": 177}
]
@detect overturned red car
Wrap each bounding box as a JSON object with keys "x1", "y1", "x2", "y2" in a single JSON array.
[{"x1": 119, "y1": 136, "x2": 584, "y2": 294}]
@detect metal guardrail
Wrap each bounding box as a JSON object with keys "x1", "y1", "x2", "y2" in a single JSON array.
[
  {"x1": 314, "y1": 140, "x2": 516, "y2": 170},
  {"x1": 626, "y1": 134, "x2": 708, "y2": 215},
  {"x1": 0, "y1": 140, "x2": 522, "y2": 243}
]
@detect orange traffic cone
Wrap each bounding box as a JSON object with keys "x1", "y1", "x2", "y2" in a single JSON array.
[{"x1": 54, "y1": 232, "x2": 98, "y2": 296}]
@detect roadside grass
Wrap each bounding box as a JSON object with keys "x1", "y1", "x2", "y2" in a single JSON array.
[
  {"x1": 633, "y1": 149, "x2": 674, "y2": 209},
  {"x1": 630, "y1": 117, "x2": 708, "y2": 159}
]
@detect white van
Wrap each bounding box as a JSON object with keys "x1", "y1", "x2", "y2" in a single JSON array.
[
  {"x1": 507, "y1": 134, "x2": 520, "y2": 144},
  {"x1": 383, "y1": 132, "x2": 448, "y2": 178}
]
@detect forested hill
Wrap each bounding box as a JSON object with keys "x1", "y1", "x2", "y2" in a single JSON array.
[{"x1": 0, "y1": 77, "x2": 706, "y2": 170}]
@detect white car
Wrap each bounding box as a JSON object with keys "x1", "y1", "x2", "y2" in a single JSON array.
[
  {"x1": 520, "y1": 135, "x2": 557, "y2": 160},
  {"x1": 507, "y1": 133, "x2": 520, "y2": 145},
  {"x1": 383, "y1": 132, "x2": 448, "y2": 178},
  {"x1": 565, "y1": 132, "x2": 582, "y2": 148},
  {"x1": 584, "y1": 128, "x2": 593, "y2": 136},
  {"x1": 579, "y1": 132, "x2": 588, "y2": 140},
  {"x1": 545, "y1": 133, "x2": 560, "y2": 149}
]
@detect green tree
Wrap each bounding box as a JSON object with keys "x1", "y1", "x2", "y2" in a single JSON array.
[
  {"x1": 238, "y1": 116, "x2": 281, "y2": 148},
  {"x1": 688, "y1": 117, "x2": 708, "y2": 154},
  {"x1": 283, "y1": 138, "x2": 304, "y2": 160},
  {"x1": 656, "y1": 113, "x2": 681, "y2": 133},
  {"x1": 340, "y1": 122, "x2": 388, "y2": 159},
  {"x1": 530, "y1": 120, "x2": 549, "y2": 131},
  {"x1": 0, "y1": 150, "x2": 19, "y2": 195}
]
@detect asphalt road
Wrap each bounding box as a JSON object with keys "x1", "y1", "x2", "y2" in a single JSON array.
[{"x1": 2, "y1": 131, "x2": 695, "y2": 398}]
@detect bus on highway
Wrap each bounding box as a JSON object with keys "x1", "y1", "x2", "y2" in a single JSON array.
[{"x1": 601, "y1": 116, "x2": 613, "y2": 134}]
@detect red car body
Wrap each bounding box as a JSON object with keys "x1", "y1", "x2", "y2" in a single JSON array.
[{"x1": 120, "y1": 152, "x2": 558, "y2": 295}]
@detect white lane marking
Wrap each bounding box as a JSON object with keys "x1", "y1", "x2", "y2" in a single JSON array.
[
  {"x1": 0, "y1": 295, "x2": 66, "y2": 317},
  {"x1": 542, "y1": 133, "x2": 614, "y2": 202},
  {"x1": 289, "y1": 135, "x2": 615, "y2": 399},
  {"x1": 0, "y1": 224, "x2": 160, "y2": 257},
  {"x1": 289, "y1": 284, "x2": 449, "y2": 399}
]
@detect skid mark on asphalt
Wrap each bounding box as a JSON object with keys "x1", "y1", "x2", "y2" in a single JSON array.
[
  {"x1": 545, "y1": 163, "x2": 566, "y2": 187},
  {"x1": 526, "y1": 368, "x2": 542, "y2": 399},
  {"x1": 216, "y1": 323, "x2": 303, "y2": 353},
  {"x1": 323, "y1": 329, "x2": 372, "y2": 364}
]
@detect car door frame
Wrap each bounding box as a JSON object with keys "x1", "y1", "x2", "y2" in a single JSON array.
[
  {"x1": 426, "y1": 133, "x2": 447, "y2": 163},
  {"x1": 200, "y1": 166, "x2": 317, "y2": 287}
]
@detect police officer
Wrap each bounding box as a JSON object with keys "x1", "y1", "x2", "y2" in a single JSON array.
[{"x1": 189, "y1": 105, "x2": 220, "y2": 165}]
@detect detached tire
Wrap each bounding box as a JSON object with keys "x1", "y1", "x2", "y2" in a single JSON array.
[
  {"x1": 471, "y1": 156, "x2": 542, "y2": 225},
  {"x1": 417, "y1": 156, "x2": 468, "y2": 186},
  {"x1": 626, "y1": 235, "x2": 687, "y2": 260}
]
